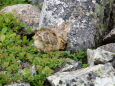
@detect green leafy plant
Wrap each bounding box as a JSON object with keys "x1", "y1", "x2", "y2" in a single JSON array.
[
  {"x1": 0, "y1": 13, "x2": 88, "y2": 86},
  {"x1": 56, "y1": 51, "x2": 87, "y2": 63},
  {"x1": 0, "y1": 13, "x2": 64, "y2": 86}
]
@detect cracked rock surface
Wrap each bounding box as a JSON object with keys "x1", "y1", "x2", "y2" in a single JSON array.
[
  {"x1": 87, "y1": 48, "x2": 114, "y2": 66},
  {"x1": 47, "y1": 63, "x2": 115, "y2": 86},
  {"x1": 98, "y1": 43, "x2": 115, "y2": 53},
  {"x1": 39, "y1": 0, "x2": 114, "y2": 52}
]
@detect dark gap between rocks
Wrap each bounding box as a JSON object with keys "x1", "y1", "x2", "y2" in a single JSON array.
[{"x1": 100, "y1": 4, "x2": 115, "y2": 46}]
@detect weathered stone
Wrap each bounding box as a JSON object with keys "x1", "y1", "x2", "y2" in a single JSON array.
[
  {"x1": 97, "y1": 43, "x2": 115, "y2": 53},
  {"x1": 104, "y1": 3, "x2": 115, "y2": 43},
  {"x1": 4, "y1": 83, "x2": 30, "y2": 86},
  {"x1": 53, "y1": 58, "x2": 77, "y2": 72},
  {"x1": 87, "y1": 48, "x2": 114, "y2": 66},
  {"x1": 30, "y1": 65, "x2": 37, "y2": 75},
  {"x1": 39, "y1": 0, "x2": 114, "y2": 52},
  {"x1": 103, "y1": 28, "x2": 115, "y2": 43},
  {"x1": 59, "y1": 61, "x2": 82, "y2": 72},
  {"x1": 47, "y1": 63, "x2": 115, "y2": 86},
  {"x1": 0, "y1": 4, "x2": 40, "y2": 30},
  {"x1": 64, "y1": 58, "x2": 76, "y2": 67},
  {"x1": 33, "y1": 23, "x2": 71, "y2": 52}
]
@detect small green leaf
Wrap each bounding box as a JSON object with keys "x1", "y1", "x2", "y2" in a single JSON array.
[
  {"x1": 0, "y1": 34, "x2": 5, "y2": 42},
  {"x1": 82, "y1": 64, "x2": 88, "y2": 68},
  {"x1": 1, "y1": 27, "x2": 7, "y2": 34},
  {"x1": 22, "y1": 36, "x2": 28, "y2": 44}
]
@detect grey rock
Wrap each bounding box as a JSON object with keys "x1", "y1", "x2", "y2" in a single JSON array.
[
  {"x1": 103, "y1": 3, "x2": 115, "y2": 43},
  {"x1": 87, "y1": 48, "x2": 114, "y2": 66},
  {"x1": 19, "y1": 65, "x2": 37, "y2": 75},
  {"x1": 1, "y1": 4, "x2": 41, "y2": 30},
  {"x1": 54, "y1": 58, "x2": 76, "y2": 72},
  {"x1": 47, "y1": 63, "x2": 115, "y2": 86},
  {"x1": 87, "y1": 43, "x2": 115, "y2": 67},
  {"x1": 103, "y1": 28, "x2": 115, "y2": 43},
  {"x1": 97, "y1": 43, "x2": 115, "y2": 53},
  {"x1": 59, "y1": 61, "x2": 82, "y2": 72},
  {"x1": 22, "y1": 62, "x2": 30, "y2": 68},
  {"x1": 64, "y1": 58, "x2": 76, "y2": 66},
  {"x1": 30, "y1": 65, "x2": 37, "y2": 75},
  {"x1": 39, "y1": 0, "x2": 114, "y2": 52},
  {"x1": 4, "y1": 83, "x2": 30, "y2": 86}
]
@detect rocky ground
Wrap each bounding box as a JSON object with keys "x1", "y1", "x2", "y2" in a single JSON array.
[{"x1": 0, "y1": 0, "x2": 115, "y2": 86}]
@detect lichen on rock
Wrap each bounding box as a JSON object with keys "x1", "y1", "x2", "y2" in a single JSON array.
[
  {"x1": 39, "y1": 0, "x2": 114, "y2": 52},
  {"x1": 47, "y1": 63, "x2": 115, "y2": 86}
]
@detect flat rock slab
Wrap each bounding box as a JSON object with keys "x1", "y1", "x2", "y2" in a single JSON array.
[
  {"x1": 47, "y1": 63, "x2": 115, "y2": 86},
  {"x1": 39, "y1": 0, "x2": 114, "y2": 52},
  {"x1": 4, "y1": 83, "x2": 30, "y2": 86},
  {"x1": 59, "y1": 61, "x2": 82, "y2": 72},
  {"x1": 97, "y1": 43, "x2": 115, "y2": 53},
  {"x1": 1, "y1": 4, "x2": 41, "y2": 30}
]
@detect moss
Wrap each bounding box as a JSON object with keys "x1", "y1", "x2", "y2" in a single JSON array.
[
  {"x1": 0, "y1": 13, "x2": 65, "y2": 86},
  {"x1": 95, "y1": 3, "x2": 105, "y2": 19},
  {"x1": 0, "y1": 13, "x2": 88, "y2": 86},
  {"x1": 39, "y1": 27, "x2": 47, "y2": 31}
]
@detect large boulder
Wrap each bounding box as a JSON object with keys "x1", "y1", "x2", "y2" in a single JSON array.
[
  {"x1": 87, "y1": 43, "x2": 115, "y2": 66},
  {"x1": 0, "y1": 4, "x2": 41, "y2": 30},
  {"x1": 47, "y1": 63, "x2": 115, "y2": 86},
  {"x1": 98, "y1": 43, "x2": 115, "y2": 53},
  {"x1": 87, "y1": 48, "x2": 114, "y2": 66},
  {"x1": 39, "y1": 0, "x2": 114, "y2": 52}
]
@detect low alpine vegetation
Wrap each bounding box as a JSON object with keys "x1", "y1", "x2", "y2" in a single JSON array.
[
  {"x1": 0, "y1": 13, "x2": 88, "y2": 86},
  {"x1": 0, "y1": 13, "x2": 64, "y2": 86}
]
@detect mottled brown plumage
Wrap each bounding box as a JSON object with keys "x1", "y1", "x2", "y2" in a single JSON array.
[{"x1": 33, "y1": 23, "x2": 71, "y2": 53}]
